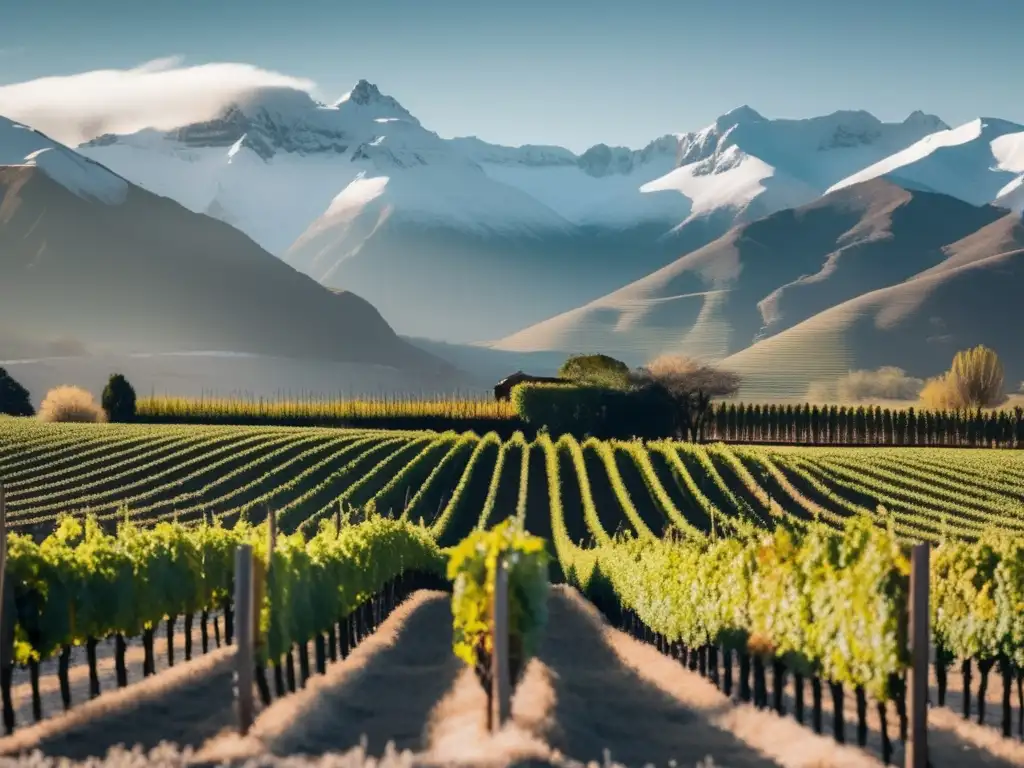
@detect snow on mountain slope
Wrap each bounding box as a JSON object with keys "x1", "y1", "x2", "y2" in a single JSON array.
[
  {"x1": 828, "y1": 118, "x2": 1024, "y2": 207},
  {"x1": 79, "y1": 81, "x2": 573, "y2": 254},
  {"x1": 286, "y1": 160, "x2": 578, "y2": 288},
  {"x1": 0, "y1": 155, "x2": 462, "y2": 389},
  {"x1": 466, "y1": 109, "x2": 947, "y2": 230},
  {"x1": 77, "y1": 81, "x2": 951, "y2": 257},
  {"x1": 0, "y1": 116, "x2": 128, "y2": 204},
  {"x1": 447, "y1": 136, "x2": 577, "y2": 167},
  {"x1": 996, "y1": 175, "x2": 1024, "y2": 214},
  {"x1": 72, "y1": 83, "x2": 959, "y2": 343}
]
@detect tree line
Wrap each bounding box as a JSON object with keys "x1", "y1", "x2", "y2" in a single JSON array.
[
  {"x1": 530, "y1": 348, "x2": 1024, "y2": 447},
  {"x1": 0, "y1": 368, "x2": 136, "y2": 423},
  {"x1": 705, "y1": 401, "x2": 1024, "y2": 448}
]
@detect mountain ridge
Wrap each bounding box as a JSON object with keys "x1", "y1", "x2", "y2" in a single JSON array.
[
  {"x1": 0, "y1": 118, "x2": 465, "y2": 393},
  {"x1": 490, "y1": 180, "x2": 1019, "y2": 374}
]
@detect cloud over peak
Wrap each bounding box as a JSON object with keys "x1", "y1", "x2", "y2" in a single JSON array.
[{"x1": 0, "y1": 57, "x2": 316, "y2": 146}]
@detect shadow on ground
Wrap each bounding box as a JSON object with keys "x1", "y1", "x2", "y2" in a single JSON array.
[
  {"x1": 0, "y1": 649, "x2": 236, "y2": 761},
  {"x1": 532, "y1": 590, "x2": 782, "y2": 767},
  {"x1": 260, "y1": 592, "x2": 463, "y2": 757}
]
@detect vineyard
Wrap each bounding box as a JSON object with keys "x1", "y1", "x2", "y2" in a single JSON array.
[
  {"x1": 1, "y1": 418, "x2": 1024, "y2": 765},
  {"x1": 3, "y1": 419, "x2": 1023, "y2": 541}
]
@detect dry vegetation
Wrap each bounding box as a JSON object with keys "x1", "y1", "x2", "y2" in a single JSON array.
[
  {"x1": 806, "y1": 367, "x2": 924, "y2": 404},
  {"x1": 920, "y1": 345, "x2": 1007, "y2": 410},
  {"x1": 36, "y1": 386, "x2": 106, "y2": 423},
  {"x1": 804, "y1": 346, "x2": 1012, "y2": 412}
]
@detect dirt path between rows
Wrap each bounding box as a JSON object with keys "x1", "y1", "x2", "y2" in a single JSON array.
[
  {"x1": 199, "y1": 590, "x2": 462, "y2": 762},
  {"x1": 528, "y1": 588, "x2": 1024, "y2": 768},
  {"x1": 5, "y1": 587, "x2": 1020, "y2": 768},
  {"x1": 7, "y1": 613, "x2": 222, "y2": 729},
  {"x1": 0, "y1": 646, "x2": 236, "y2": 760},
  {"x1": 505, "y1": 587, "x2": 881, "y2": 768}
]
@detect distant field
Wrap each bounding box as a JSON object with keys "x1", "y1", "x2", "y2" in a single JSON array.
[
  {"x1": 2, "y1": 419, "x2": 1022, "y2": 542},
  {"x1": 136, "y1": 394, "x2": 514, "y2": 424}
]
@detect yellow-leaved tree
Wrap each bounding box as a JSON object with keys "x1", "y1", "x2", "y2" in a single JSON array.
[
  {"x1": 919, "y1": 345, "x2": 1005, "y2": 410},
  {"x1": 949, "y1": 345, "x2": 1005, "y2": 408}
]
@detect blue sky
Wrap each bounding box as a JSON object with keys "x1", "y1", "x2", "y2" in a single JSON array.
[{"x1": 1, "y1": 0, "x2": 1021, "y2": 152}]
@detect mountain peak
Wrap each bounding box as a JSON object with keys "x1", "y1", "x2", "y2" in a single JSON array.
[
  {"x1": 332, "y1": 79, "x2": 420, "y2": 126},
  {"x1": 903, "y1": 109, "x2": 948, "y2": 132},
  {"x1": 347, "y1": 79, "x2": 384, "y2": 105},
  {"x1": 716, "y1": 105, "x2": 766, "y2": 127}
]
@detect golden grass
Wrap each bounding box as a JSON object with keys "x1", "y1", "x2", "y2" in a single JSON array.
[{"x1": 137, "y1": 394, "x2": 516, "y2": 422}]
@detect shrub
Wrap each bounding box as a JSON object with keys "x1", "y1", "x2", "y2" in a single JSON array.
[
  {"x1": 38, "y1": 386, "x2": 107, "y2": 423},
  {"x1": 807, "y1": 367, "x2": 925, "y2": 404},
  {"x1": 0, "y1": 367, "x2": 34, "y2": 417},
  {"x1": 838, "y1": 366, "x2": 923, "y2": 402},
  {"x1": 919, "y1": 374, "x2": 960, "y2": 410},
  {"x1": 102, "y1": 373, "x2": 137, "y2": 423},
  {"x1": 511, "y1": 383, "x2": 604, "y2": 437},
  {"x1": 511, "y1": 381, "x2": 674, "y2": 440}
]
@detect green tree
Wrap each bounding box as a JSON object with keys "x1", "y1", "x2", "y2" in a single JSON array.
[
  {"x1": 0, "y1": 368, "x2": 34, "y2": 417},
  {"x1": 101, "y1": 373, "x2": 137, "y2": 423},
  {"x1": 558, "y1": 354, "x2": 631, "y2": 389}
]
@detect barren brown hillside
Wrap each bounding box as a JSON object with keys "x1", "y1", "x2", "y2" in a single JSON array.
[{"x1": 491, "y1": 180, "x2": 1016, "y2": 374}]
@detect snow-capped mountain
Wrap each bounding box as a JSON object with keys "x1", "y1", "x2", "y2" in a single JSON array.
[
  {"x1": 77, "y1": 81, "x2": 954, "y2": 256},
  {"x1": 0, "y1": 116, "x2": 129, "y2": 204},
  {"x1": 78, "y1": 81, "x2": 528, "y2": 255},
  {"x1": 70, "y1": 78, "x2": 1020, "y2": 342},
  {"x1": 828, "y1": 117, "x2": 1024, "y2": 207}
]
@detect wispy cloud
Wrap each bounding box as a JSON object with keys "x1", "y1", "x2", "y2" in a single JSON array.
[{"x1": 0, "y1": 56, "x2": 316, "y2": 146}]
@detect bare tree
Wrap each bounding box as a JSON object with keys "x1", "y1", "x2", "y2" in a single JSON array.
[{"x1": 631, "y1": 354, "x2": 741, "y2": 441}]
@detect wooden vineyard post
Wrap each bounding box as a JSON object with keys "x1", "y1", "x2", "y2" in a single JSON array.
[
  {"x1": 0, "y1": 482, "x2": 10, "y2": 736},
  {"x1": 263, "y1": 510, "x2": 275, "y2": 649},
  {"x1": 0, "y1": 482, "x2": 6, "y2": 646},
  {"x1": 906, "y1": 543, "x2": 929, "y2": 768},
  {"x1": 234, "y1": 545, "x2": 255, "y2": 734},
  {"x1": 251, "y1": 508, "x2": 272, "y2": 705},
  {"x1": 491, "y1": 556, "x2": 511, "y2": 731}
]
